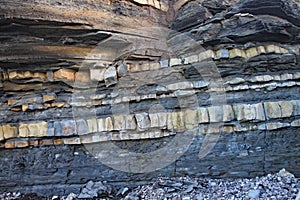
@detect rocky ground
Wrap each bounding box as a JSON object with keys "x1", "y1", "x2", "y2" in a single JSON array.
[{"x1": 1, "y1": 169, "x2": 300, "y2": 200}]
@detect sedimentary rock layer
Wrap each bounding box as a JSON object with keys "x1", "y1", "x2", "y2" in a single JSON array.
[{"x1": 0, "y1": 0, "x2": 299, "y2": 196}]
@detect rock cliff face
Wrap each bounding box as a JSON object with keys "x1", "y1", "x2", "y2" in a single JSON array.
[{"x1": 0, "y1": 0, "x2": 299, "y2": 196}]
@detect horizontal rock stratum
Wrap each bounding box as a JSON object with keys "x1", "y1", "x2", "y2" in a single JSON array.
[{"x1": 0, "y1": 0, "x2": 299, "y2": 196}]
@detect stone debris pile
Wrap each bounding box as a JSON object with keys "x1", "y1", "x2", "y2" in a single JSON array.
[
  {"x1": 122, "y1": 169, "x2": 299, "y2": 200},
  {"x1": 1, "y1": 169, "x2": 299, "y2": 200}
]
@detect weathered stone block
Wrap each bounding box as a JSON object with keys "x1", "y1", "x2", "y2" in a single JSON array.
[
  {"x1": 149, "y1": 62, "x2": 160, "y2": 70},
  {"x1": 90, "y1": 68, "x2": 105, "y2": 82},
  {"x1": 256, "y1": 46, "x2": 266, "y2": 54},
  {"x1": 87, "y1": 118, "x2": 98, "y2": 133},
  {"x1": 197, "y1": 107, "x2": 209, "y2": 123},
  {"x1": 29, "y1": 139, "x2": 39, "y2": 147},
  {"x1": 19, "y1": 123, "x2": 29, "y2": 137},
  {"x1": 125, "y1": 115, "x2": 136, "y2": 130},
  {"x1": 234, "y1": 104, "x2": 256, "y2": 121},
  {"x1": 174, "y1": 90, "x2": 195, "y2": 97},
  {"x1": 167, "y1": 112, "x2": 173, "y2": 130},
  {"x1": 53, "y1": 69, "x2": 75, "y2": 81},
  {"x1": 104, "y1": 66, "x2": 117, "y2": 87},
  {"x1": 223, "y1": 105, "x2": 234, "y2": 122},
  {"x1": 216, "y1": 49, "x2": 229, "y2": 59},
  {"x1": 39, "y1": 139, "x2": 53, "y2": 146},
  {"x1": 113, "y1": 115, "x2": 126, "y2": 130},
  {"x1": 55, "y1": 120, "x2": 76, "y2": 136},
  {"x1": 265, "y1": 45, "x2": 281, "y2": 54},
  {"x1": 76, "y1": 119, "x2": 89, "y2": 135},
  {"x1": 8, "y1": 71, "x2": 18, "y2": 79},
  {"x1": 140, "y1": 132, "x2": 149, "y2": 139},
  {"x1": 63, "y1": 137, "x2": 81, "y2": 145},
  {"x1": 280, "y1": 73, "x2": 293, "y2": 81},
  {"x1": 4, "y1": 141, "x2": 15, "y2": 149},
  {"x1": 278, "y1": 101, "x2": 293, "y2": 118},
  {"x1": 33, "y1": 72, "x2": 47, "y2": 81},
  {"x1": 160, "y1": 60, "x2": 169, "y2": 68},
  {"x1": 47, "y1": 122, "x2": 55, "y2": 137},
  {"x1": 75, "y1": 71, "x2": 90, "y2": 83},
  {"x1": 43, "y1": 93, "x2": 56, "y2": 102},
  {"x1": 135, "y1": 113, "x2": 151, "y2": 130},
  {"x1": 28, "y1": 122, "x2": 48, "y2": 137},
  {"x1": 185, "y1": 55, "x2": 198, "y2": 63},
  {"x1": 245, "y1": 47, "x2": 259, "y2": 58},
  {"x1": 293, "y1": 72, "x2": 300, "y2": 79},
  {"x1": 97, "y1": 117, "x2": 113, "y2": 132},
  {"x1": 291, "y1": 100, "x2": 300, "y2": 116},
  {"x1": 111, "y1": 132, "x2": 120, "y2": 140},
  {"x1": 7, "y1": 99, "x2": 17, "y2": 106},
  {"x1": 207, "y1": 106, "x2": 223, "y2": 122},
  {"x1": 167, "y1": 81, "x2": 193, "y2": 90},
  {"x1": 254, "y1": 103, "x2": 266, "y2": 121},
  {"x1": 222, "y1": 125, "x2": 235, "y2": 133},
  {"x1": 51, "y1": 102, "x2": 65, "y2": 108},
  {"x1": 140, "y1": 63, "x2": 150, "y2": 71},
  {"x1": 198, "y1": 50, "x2": 215, "y2": 61},
  {"x1": 128, "y1": 63, "x2": 139, "y2": 72},
  {"x1": 266, "y1": 122, "x2": 289, "y2": 130},
  {"x1": 116, "y1": 62, "x2": 128, "y2": 76},
  {"x1": 184, "y1": 109, "x2": 198, "y2": 129},
  {"x1": 46, "y1": 71, "x2": 54, "y2": 81},
  {"x1": 264, "y1": 101, "x2": 293, "y2": 119},
  {"x1": 229, "y1": 48, "x2": 246, "y2": 58},
  {"x1": 2, "y1": 124, "x2": 18, "y2": 139},
  {"x1": 53, "y1": 138, "x2": 63, "y2": 145},
  {"x1": 119, "y1": 132, "x2": 130, "y2": 140},
  {"x1": 193, "y1": 80, "x2": 209, "y2": 88},
  {"x1": 206, "y1": 125, "x2": 221, "y2": 134},
  {"x1": 16, "y1": 140, "x2": 29, "y2": 148},
  {"x1": 250, "y1": 75, "x2": 273, "y2": 83},
  {"x1": 264, "y1": 102, "x2": 281, "y2": 119},
  {"x1": 169, "y1": 58, "x2": 182, "y2": 66},
  {"x1": 171, "y1": 111, "x2": 185, "y2": 130},
  {"x1": 149, "y1": 112, "x2": 167, "y2": 128},
  {"x1": 225, "y1": 77, "x2": 245, "y2": 85}
]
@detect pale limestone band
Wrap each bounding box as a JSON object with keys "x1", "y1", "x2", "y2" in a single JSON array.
[
  {"x1": 1, "y1": 99, "x2": 300, "y2": 148},
  {"x1": 3, "y1": 44, "x2": 299, "y2": 86}
]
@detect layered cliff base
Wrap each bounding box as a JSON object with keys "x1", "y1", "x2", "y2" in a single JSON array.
[{"x1": 0, "y1": 0, "x2": 300, "y2": 196}]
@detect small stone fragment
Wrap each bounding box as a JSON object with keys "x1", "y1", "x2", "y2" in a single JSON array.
[
  {"x1": 53, "y1": 68, "x2": 75, "y2": 81},
  {"x1": 247, "y1": 189, "x2": 260, "y2": 199},
  {"x1": 104, "y1": 66, "x2": 117, "y2": 87}
]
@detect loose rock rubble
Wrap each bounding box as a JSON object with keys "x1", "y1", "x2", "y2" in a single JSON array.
[
  {"x1": 1, "y1": 169, "x2": 299, "y2": 200},
  {"x1": 122, "y1": 169, "x2": 300, "y2": 200}
]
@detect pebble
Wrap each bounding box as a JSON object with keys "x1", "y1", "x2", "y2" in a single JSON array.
[{"x1": 247, "y1": 189, "x2": 260, "y2": 199}]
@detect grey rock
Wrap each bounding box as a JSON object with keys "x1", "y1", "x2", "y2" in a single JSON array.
[
  {"x1": 104, "y1": 66, "x2": 117, "y2": 87},
  {"x1": 247, "y1": 189, "x2": 260, "y2": 199},
  {"x1": 117, "y1": 187, "x2": 129, "y2": 196}
]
